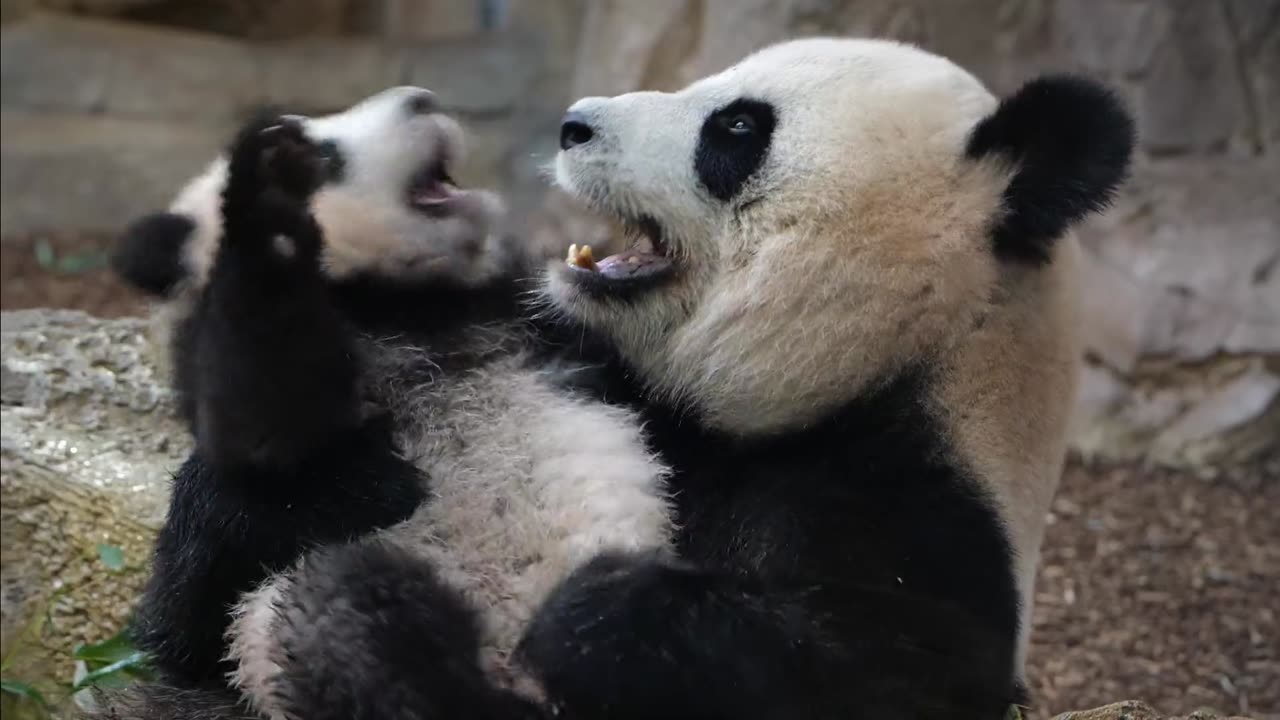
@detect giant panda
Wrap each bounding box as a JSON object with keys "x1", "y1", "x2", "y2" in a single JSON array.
[
  {"x1": 98, "y1": 88, "x2": 673, "y2": 719},
  {"x1": 500, "y1": 37, "x2": 1135, "y2": 719},
  {"x1": 104, "y1": 35, "x2": 1135, "y2": 719}
]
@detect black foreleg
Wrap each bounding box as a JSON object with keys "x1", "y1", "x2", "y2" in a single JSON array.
[
  {"x1": 515, "y1": 552, "x2": 1017, "y2": 720},
  {"x1": 177, "y1": 113, "x2": 358, "y2": 471}
]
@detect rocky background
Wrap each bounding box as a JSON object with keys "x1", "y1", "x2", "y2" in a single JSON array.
[{"x1": 1, "y1": 1, "x2": 1276, "y2": 719}]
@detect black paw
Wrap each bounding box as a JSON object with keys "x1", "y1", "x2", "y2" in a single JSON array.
[
  {"x1": 257, "y1": 116, "x2": 325, "y2": 202},
  {"x1": 275, "y1": 539, "x2": 546, "y2": 720},
  {"x1": 221, "y1": 112, "x2": 325, "y2": 261},
  {"x1": 514, "y1": 552, "x2": 710, "y2": 719}
]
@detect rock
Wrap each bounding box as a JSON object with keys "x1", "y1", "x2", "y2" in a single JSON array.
[
  {"x1": 0, "y1": 111, "x2": 227, "y2": 237},
  {"x1": 1050, "y1": 700, "x2": 1252, "y2": 719},
  {"x1": 1069, "y1": 155, "x2": 1279, "y2": 472},
  {"x1": 0, "y1": 12, "x2": 556, "y2": 236},
  {"x1": 1, "y1": 309, "x2": 181, "y2": 713},
  {"x1": 399, "y1": 36, "x2": 537, "y2": 117},
  {"x1": 1, "y1": 13, "x2": 258, "y2": 123},
  {"x1": 1229, "y1": 0, "x2": 1280, "y2": 152},
  {"x1": 571, "y1": 0, "x2": 698, "y2": 96},
  {"x1": 1, "y1": 0, "x2": 163, "y2": 24},
  {"x1": 1137, "y1": 0, "x2": 1251, "y2": 153},
  {"x1": 1052, "y1": 0, "x2": 1167, "y2": 75}
]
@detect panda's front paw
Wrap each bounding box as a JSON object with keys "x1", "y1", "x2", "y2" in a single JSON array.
[
  {"x1": 514, "y1": 551, "x2": 706, "y2": 719},
  {"x1": 258, "y1": 117, "x2": 325, "y2": 203},
  {"x1": 222, "y1": 113, "x2": 325, "y2": 264}
]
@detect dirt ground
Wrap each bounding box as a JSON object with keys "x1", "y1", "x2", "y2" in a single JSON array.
[
  {"x1": 1, "y1": 234, "x2": 147, "y2": 317},
  {"x1": 3, "y1": 233, "x2": 1277, "y2": 719}
]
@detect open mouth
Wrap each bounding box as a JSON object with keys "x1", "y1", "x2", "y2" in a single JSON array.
[
  {"x1": 562, "y1": 214, "x2": 677, "y2": 294},
  {"x1": 406, "y1": 151, "x2": 463, "y2": 218}
]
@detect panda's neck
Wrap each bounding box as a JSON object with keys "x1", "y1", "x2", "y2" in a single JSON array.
[{"x1": 329, "y1": 275, "x2": 527, "y2": 338}]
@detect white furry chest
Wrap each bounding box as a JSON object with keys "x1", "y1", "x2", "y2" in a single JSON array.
[{"x1": 380, "y1": 361, "x2": 673, "y2": 657}]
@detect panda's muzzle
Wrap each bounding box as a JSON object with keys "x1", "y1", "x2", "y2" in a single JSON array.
[
  {"x1": 563, "y1": 214, "x2": 676, "y2": 294},
  {"x1": 406, "y1": 157, "x2": 462, "y2": 218}
]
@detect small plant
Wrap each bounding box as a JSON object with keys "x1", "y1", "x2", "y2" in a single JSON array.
[
  {"x1": 33, "y1": 237, "x2": 109, "y2": 275},
  {"x1": 0, "y1": 544, "x2": 152, "y2": 718}
]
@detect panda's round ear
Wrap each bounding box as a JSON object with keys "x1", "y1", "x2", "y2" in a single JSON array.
[
  {"x1": 112, "y1": 212, "x2": 195, "y2": 297},
  {"x1": 965, "y1": 75, "x2": 1136, "y2": 264}
]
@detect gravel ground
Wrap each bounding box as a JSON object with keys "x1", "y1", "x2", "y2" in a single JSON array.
[
  {"x1": 1026, "y1": 461, "x2": 1279, "y2": 719},
  {"x1": 4, "y1": 233, "x2": 1277, "y2": 719}
]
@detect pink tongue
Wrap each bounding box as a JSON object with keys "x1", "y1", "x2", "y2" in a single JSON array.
[
  {"x1": 596, "y1": 248, "x2": 671, "y2": 279},
  {"x1": 415, "y1": 181, "x2": 454, "y2": 204}
]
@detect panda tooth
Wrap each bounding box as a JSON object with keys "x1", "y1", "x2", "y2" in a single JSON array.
[{"x1": 567, "y1": 243, "x2": 598, "y2": 271}]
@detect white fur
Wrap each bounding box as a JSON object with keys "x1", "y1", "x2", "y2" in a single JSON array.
[
  {"x1": 168, "y1": 86, "x2": 506, "y2": 291},
  {"x1": 223, "y1": 341, "x2": 674, "y2": 710},
  {"x1": 226, "y1": 573, "x2": 293, "y2": 720},
  {"x1": 367, "y1": 343, "x2": 673, "y2": 665},
  {"x1": 544, "y1": 37, "x2": 1085, "y2": 684},
  {"x1": 546, "y1": 38, "x2": 1003, "y2": 432}
]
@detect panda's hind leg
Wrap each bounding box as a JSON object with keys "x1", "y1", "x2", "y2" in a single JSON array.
[{"x1": 230, "y1": 537, "x2": 546, "y2": 720}]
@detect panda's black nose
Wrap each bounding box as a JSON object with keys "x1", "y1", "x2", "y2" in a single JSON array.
[
  {"x1": 404, "y1": 89, "x2": 439, "y2": 116},
  {"x1": 559, "y1": 112, "x2": 595, "y2": 150}
]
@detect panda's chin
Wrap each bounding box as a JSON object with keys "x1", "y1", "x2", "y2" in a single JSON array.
[{"x1": 558, "y1": 215, "x2": 678, "y2": 297}]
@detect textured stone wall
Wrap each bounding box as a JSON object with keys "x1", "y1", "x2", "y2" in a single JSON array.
[{"x1": 1, "y1": 0, "x2": 1276, "y2": 471}]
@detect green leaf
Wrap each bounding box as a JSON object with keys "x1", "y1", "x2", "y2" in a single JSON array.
[
  {"x1": 97, "y1": 543, "x2": 126, "y2": 572},
  {"x1": 0, "y1": 678, "x2": 49, "y2": 709},
  {"x1": 55, "y1": 251, "x2": 108, "y2": 274},
  {"x1": 73, "y1": 630, "x2": 137, "y2": 667},
  {"x1": 32, "y1": 239, "x2": 56, "y2": 270},
  {"x1": 70, "y1": 651, "x2": 151, "y2": 692}
]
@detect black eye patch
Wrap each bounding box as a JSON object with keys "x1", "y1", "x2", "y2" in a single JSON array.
[
  {"x1": 315, "y1": 139, "x2": 347, "y2": 183},
  {"x1": 694, "y1": 98, "x2": 777, "y2": 202}
]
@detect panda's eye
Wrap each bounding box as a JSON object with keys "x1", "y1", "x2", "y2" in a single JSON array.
[
  {"x1": 696, "y1": 99, "x2": 777, "y2": 202},
  {"x1": 719, "y1": 113, "x2": 756, "y2": 136},
  {"x1": 315, "y1": 139, "x2": 346, "y2": 183}
]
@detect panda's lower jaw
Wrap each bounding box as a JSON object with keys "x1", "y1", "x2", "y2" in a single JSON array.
[{"x1": 560, "y1": 216, "x2": 678, "y2": 296}]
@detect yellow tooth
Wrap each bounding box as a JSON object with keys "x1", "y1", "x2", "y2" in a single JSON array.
[
  {"x1": 568, "y1": 243, "x2": 598, "y2": 271},
  {"x1": 627, "y1": 255, "x2": 641, "y2": 265}
]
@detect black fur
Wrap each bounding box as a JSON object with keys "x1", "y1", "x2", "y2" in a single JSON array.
[
  {"x1": 113, "y1": 212, "x2": 194, "y2": 297},
  {"x1": 131, "y1": 424, "x2": 426, "y2": 686},
  {"x1": 515, "y1": 362, "x2": 1021, "y2": 720},
  {"x1": 965, "y1": 74, "x2": 1136, "y2": 264},
  {"x1": 270, "y1": 539, "x2": 546, "y2": 720},
  {"x1": 128, "y1": 115, "x2": 429, "y2": 690},
  {"x1": 173, "y1": 116, "x2": 361, "y2": 471},
  {"x1": 695, "y1": 99, "x2": 778, "y2": 202}
]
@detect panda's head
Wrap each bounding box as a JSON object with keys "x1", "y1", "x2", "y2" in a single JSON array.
[
  {"x1": 115, "y1": 86, "x2": 506, "y2": 298},
  {"x1": 547, "y1": 37, "x2": 1134, "y2": 435}
]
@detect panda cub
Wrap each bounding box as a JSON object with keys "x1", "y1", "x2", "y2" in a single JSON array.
[{"x1": 105, "y1": 88, "x2": 671, "y2": 719}]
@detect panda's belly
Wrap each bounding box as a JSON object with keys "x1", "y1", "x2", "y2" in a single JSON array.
[{"x1": 379, "y1": 360, "x2": 673, "y2": 660}]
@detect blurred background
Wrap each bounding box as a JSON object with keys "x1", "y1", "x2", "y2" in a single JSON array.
[{"x1": 1, "y1": 1, "x2": 1276, "y2": 718}]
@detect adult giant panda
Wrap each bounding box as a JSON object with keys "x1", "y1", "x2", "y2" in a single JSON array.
[
  {"x1": 99, "y1": 88, "x2": 673, "y2": 719},
  {"x1": 504, "y1": 37, "x2": 1134, "y2": 719}
]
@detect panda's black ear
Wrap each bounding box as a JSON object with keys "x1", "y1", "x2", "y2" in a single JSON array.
[
  {"x1": 965, "y1": 75, "x2": 1136, "y2": 264},
  {"x1": 112, "y1": 212, "x2": 195, "y2": 297}
]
